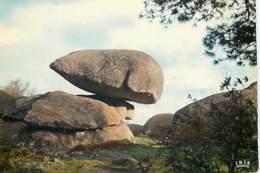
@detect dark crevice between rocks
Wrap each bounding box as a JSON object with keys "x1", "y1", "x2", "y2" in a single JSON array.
[
  {"x1": 24, "y1": 122, "x2": 122, "y2": 134},
  {"x1": 25, "y1": 123, "x2": 103, "y2": 134}
]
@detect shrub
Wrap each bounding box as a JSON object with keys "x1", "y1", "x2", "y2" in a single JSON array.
[
  {"x1": 1, "y1": 79, "x2": 35, "y2": 97},
  {"x1": 165, "y1": 77, "x2": 257, "y2": 173}
]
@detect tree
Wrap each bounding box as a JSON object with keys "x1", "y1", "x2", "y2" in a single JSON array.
[
  {"x1": 1, "y1": 79, "x2": 35, "y2": 97},
  {"x1": 140, "y1": 0, "x2": 256, "y2": 66},
  {"x1": 168, "y1": 114, "x2": 222, "y2": 173},
  {"x1": 209, "y1": 77, "x2": 258, "y2": 172},
  {"x1": 165, "y1": 78, "x2": 257, "y2": 173}
]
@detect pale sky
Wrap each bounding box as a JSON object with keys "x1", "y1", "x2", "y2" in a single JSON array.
[{"x1": 0, "y1": 0, "x2": 257, "y2": 125}]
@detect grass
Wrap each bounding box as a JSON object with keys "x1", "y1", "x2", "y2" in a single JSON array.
[
  {"x1": 135, "y1": 135, "x2": 158, "y2": 145},
  {"x1": 0, "y1": 145, "x2": 108, "y2": 173},
  {"x1": 0, "y1": 136, "x2": 171, "y2": 173},
  {"x1": 43, "y1": 160, "x2": 107, "y2": 173}
]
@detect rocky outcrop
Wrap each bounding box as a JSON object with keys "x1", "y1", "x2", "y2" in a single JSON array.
[
  {"x1": 25, "y1": 91, "x2": 121, "y2": 130},
  {"x1": 0, "y1": 121, "x2": 134, "y2": 152},
  {"x1": 50, "y1": 49, "x2": 164, "y2": 104},
  {"x1": 127, "y1": 124, "x2": 143, "y2": 136},
  {"x1": 0, "y1": 49, "x2": 165, "y2": 152},
  {"x1": 143, "y1": 113, "x2": 174, "y2": 138},
  {"x1": 3, "y1": 95, "x2": 41, "y2": 120},
  {"x1": 0, "y1": 90, "x2": 135, "y2": 152},
  {"x1": 30, "y1": 123, "x2": 135, "y2": 152},
  {"x1": 173, "y1": 82, "x2": 257, "y2": 124}
]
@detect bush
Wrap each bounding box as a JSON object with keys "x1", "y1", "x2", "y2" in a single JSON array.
[
  {"x1": 165, "y1": 77, "x2": 257, "y2": 173},
  {"x1": 1, "y1": 79, "x2": 35, "y2": 97}
]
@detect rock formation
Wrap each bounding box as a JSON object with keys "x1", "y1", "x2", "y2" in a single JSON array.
[
  {"x1": 3, "y1": 95, "x2": 42, "y2": 120},
  {"x1": 50, "y1": 49, "x2": 164, "y2": 104},
  {"x1": 173, "y1": 82, "x2": 257, "y2": 125},
  {"x1": 127, "y1": 124, "x2": 143, "y2": 136},
  {"x1": 143, "y1": 113, "x2": 174, "y2": 138},
  {"x1": 30, "y1": 123, "x2": 134, "y2": 151},
  {"x1": 0, "y1": 91, "x2": 135, "y2": 152},
  {"x1": 0, "y1": 49, "x2": 164, "y2": 152},
  {"x1": 79, "y1": 95, "x2": 134, "y2": 120},
  {"x1": 25, "y1": 91, "x2": 121, "y2": 130}
]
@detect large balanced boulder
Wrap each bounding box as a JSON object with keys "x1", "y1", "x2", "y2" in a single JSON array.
[
  {"x1": 25, "y1": 91, "x2": 121, "y2": 130},
  {"x1": 50, "y1": 49, "x2": 164, "y2": 104},
  {"x1": 143, "y1": 113, "x2": 174, "y2": 138},
  {"x1": 173, "y1": 81, "x2": 257, "y2": 123},
  {"x1": 30, "y1": 123, "x2": 135, "y2": 152},
  {"x1": 127, "y1": 124, "x2": 143, "y2": 136},
  {"x1": 80, "y1": 95, "x2": 134, "y2": 120}
]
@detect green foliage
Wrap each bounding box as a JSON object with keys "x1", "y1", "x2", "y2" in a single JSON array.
[
  {"x1": 0, "y1": 145, "x2": 108, "y2": 173},
  {"x1": 164, "y1": 78, "x2": 257, "y2": 173},
  {"x1": 0, "y1": 136, "x2": 170, "y2": 173},
  {"x1": 43, "y1": 160, "x2": 107, "y2": 173},
  {"x1": 135, "y1": 135, "x2": 158, "y2": 146},
  {"x1": 140, "y1": 0, "x2": 256, "y2": 66},
  {"x1": 167, "y1": 113, "x2": 225, "y2": 173},
  {"x1": 210, "y1": 77, "x2": 258, "y2": 172}
]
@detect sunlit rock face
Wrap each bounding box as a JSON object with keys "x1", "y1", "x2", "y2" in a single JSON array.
[
  {"x1": 50, "y1": 49, "x2": 164, "y2": 104},
  {"x1": 24, "y1": 91, "x2": 121, "y2": 130},
  {"x1": 0, "y1": 91, "x2": 136, "y2": 152}
]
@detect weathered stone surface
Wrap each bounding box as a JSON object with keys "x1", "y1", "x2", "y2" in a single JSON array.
[
  {"x1": 0, "y1": 121, "x2": 28, "y2": 145},
  {"x1": 50, "y1": 49, "x2": 164, "y2": 104},
  {"x1": 30, "y1": 123, "x2": 135, "y2": 151},
  {"x1": 0, "y1": 90, "x2": 15, "y2": 117},
  {"x1": 143, "y1": 113, "x2": 174, "y2": 138},
  {"x1": 79, "y1": 95, "x2": 134, "y2": 120},
  {"x1": 3, "y1": 95, "x2": 41, "y2": 120},
  {"x1": 127, "y1": 124, "x2": 143, "y2": 136},
  {"x1": 173, "y1": 81, "x2": 257, "y2": 123},
  {"x1": 25, "y1": 91, "x2": 121, "y2": 130}
]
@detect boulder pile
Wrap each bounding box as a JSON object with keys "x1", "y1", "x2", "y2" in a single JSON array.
[
  {"x1": 0, "y1": 49, "x2": 164, "y2": 152},
  {"x1": 141, "y1": 82, "x2": 257, "y2": 139}
]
